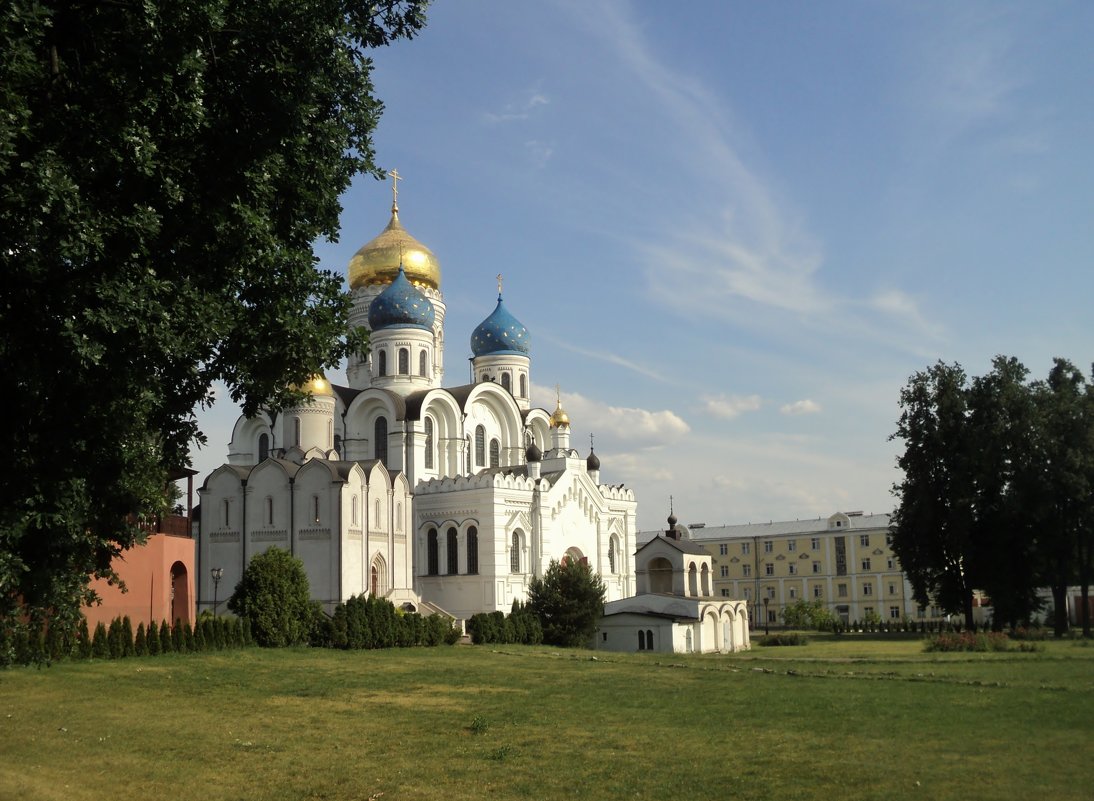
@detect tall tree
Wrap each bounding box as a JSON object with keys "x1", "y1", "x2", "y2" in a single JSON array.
[
  {"x1": 966, "y1": 356, "x2": 1040, "y2": 628},
  {"x1": 890, "y1": 362, "x2": 979, "y2": 627},
  {"x1": 1030, "y1": 360, "x2": 1093, "y2": 636},
  {"x1": 0, "y1": 1, "x2": 427, "y2": 626}
]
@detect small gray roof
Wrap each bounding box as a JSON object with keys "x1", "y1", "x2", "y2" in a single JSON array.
[{"x1": 638, "y1": 533, "x2": 709, "y2": 557}]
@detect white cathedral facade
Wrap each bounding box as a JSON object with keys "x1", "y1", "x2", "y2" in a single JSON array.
[{"x1": 197, "y1": 191, "x2": 638, "y2": 623}]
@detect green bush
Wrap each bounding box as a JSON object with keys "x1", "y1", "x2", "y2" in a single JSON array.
[
  {"x1": 77, "y1": 618, "x2": 92, "y2": 659},
  {"x1": 228, "y1": 547, "x2": 312, "y2": 647},
  {"x1": 758, "y1": 632, "x2": 810, "y2": 647},
  {"x1": 159, "y1": 619, "x2": 173, "y2": 653}
]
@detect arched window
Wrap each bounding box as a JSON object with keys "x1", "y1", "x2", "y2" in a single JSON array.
[
  {"x1": 608, "y1": 537, "x2": 616, "y2": 573},
  {"x1": 377, "y1": 350, "x2": 387, "y2": 377},
  {"x1": 510, "y1": 532, "x2": 521, "y2": 573},
  {"x1": 646, "y1": 629, "x2": 654, "y2": 650},
  {"x1": 427, "y1": 529, "x2": 439, "y2": 576},
  {"x1": 265, "y1": 497, "x2": 274, "y2": 526},
  {"x1": 293, "y1": 417, "x2": 301, "y2": 447},
  {"x1": 374, "y1": 498, "x2": 381, "y2": 524},
  {"x1": 374, "y1": 416, "x2": 388, "y2": 464},
  {"x1": 396, "y1": 502, "x2": 402, "y2": 531},
  {"x1": 398, "y1": 347, "x2": 409, "y2": 375},
  {"x1": 351, "y1": 495, "x2": 358, "y2": 526},
  {"x1": 501, "y1": 373, "x2": 511, "y2": 392},
  {"x1": 519, "y1": 374, "x2": 527, "y2": 398},
  {"x1": 446, "y1": 527, "x2": 459, "y2": 575},
  {"x1": 418, "y1": 350, "x2": 427, "y2": 377},
  {"x1": 258, "y1": 433, "x2": 269, "y2": 462},
  {"x1": 371, "y1": 556, "x2": 386, "y2": 597},
  {"x1": 328, "y1": 420, "x2": 333, "y2": 449},
  {"x1": 223, "y1": 499, "x2": 230, "y2": 527},
  {"x1": 424, "y1": 417, "x2": 434, "y2": 470},
  {"x1": 489, "y1": 438, "x2": 500, "y2": 468},
  {"x1": 371, "y1": 563, "x2": 380, "y2": 597},
  {"x1": 638, "y1": 630, "x2": 646, "y2": 650},
  {"x1": 475, "y1": 425, "x2": 486, "y2": 467},
  {"x1": 333, "y1": 434, "x2": 342, "y2": 459},
  {"x1": 312, "y1": 495, "x2": 320, "y2": 523},
  {"x1": 466, "y1": 526, "x2": 479, "y2": 574}
]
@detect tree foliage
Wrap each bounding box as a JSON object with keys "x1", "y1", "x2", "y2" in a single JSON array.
[
  {"x1": 891, "y1": 357, "x2": 1094, "y2": 633},
  {"x1": 0, "y1": 1, "x2": 427, "y2": 626},
  {"x1": 227, "y1": 547, "x2": 312, "y2": 647},
  {"x1": 780, "y1": 598, "x2": 836, "y2": 631},
  {"x1": 527, "y1": 559, "x2": 606, "y2": 648}
]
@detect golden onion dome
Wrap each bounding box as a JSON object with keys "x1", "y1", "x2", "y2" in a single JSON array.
[
  {"x1": 549, "y1": 398, "x2": 571, "y2": 428},
  {"x1": 347, "y1": 206, "x2": 440, "y2": 291},
  {"x1": 290, "y1": 374, "x2": 335, "y2": 398}
]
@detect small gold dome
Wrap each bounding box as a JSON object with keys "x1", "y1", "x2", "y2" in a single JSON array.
[
  {"x1": 290, "y1": 374, "x2": 335, "y2": 398},
  {"x1": 347, "y1": 207, "x2": 440, "y2": 290},
  {"x1": 549, "y1": 399, "x2": 571, "y2": 428}
]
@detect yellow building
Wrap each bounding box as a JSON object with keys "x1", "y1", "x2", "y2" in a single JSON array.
[{"x1": 639, "y1": 511, "x2": 942, "y2": 628}]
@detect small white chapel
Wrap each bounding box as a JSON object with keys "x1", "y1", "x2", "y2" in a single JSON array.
[{"x1": 197, "y1": 176, "x2": 638, "y2": 623}]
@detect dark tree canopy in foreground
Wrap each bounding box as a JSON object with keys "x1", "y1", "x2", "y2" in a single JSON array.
[
  {"x1": 890, "y1": 356, "x2": 1093, "y2": 635},
  {"x1": 0, "y1": 1, "x2": 427, "y2": 625}
]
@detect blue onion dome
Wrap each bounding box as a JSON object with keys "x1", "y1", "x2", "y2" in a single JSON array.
[
  {"x1": 471, "y1": 294, "x2": 530, "y2": 356},
  {"x1": 368, "y1": 266, "x2": 436, "y2": 331}
]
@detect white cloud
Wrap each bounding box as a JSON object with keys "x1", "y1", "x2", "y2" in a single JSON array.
[
  {"x1": 533, "y1": 385, "x2": 689, "y2": 446},
  {"x1": 701, "y1": 393, "x2": 762, "y2": 419},
  {"x1": 780, "y1": 399, "x2": 821, "y2": 416},
  {"x1": 524, "y1": 139, "x2": 554, "y2": 168},
  {"x1": 483, "y1": 91, "x2": 550, "y2": 124},
  {"x1": 545, "y1": 335, "x2": 669, "y2": 383}
]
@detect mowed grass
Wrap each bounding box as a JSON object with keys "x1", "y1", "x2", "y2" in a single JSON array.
[{"x1": 1, "y1": 636, "x2": 1091, "y2": 801}]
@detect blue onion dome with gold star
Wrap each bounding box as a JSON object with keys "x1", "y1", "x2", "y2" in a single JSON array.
[
  {"x1": 368, "y1": 266, "x2": 436, "y2": 331},
  {"x1": 471, "y1": 293, "x2": 530, "y2": 356}
]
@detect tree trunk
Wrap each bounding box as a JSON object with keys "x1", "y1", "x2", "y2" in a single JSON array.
[{"x1": 964, "y1": 589, "x2": 975, "y2": 631}]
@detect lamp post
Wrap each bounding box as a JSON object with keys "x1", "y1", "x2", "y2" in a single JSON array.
[
  {"x1": 211, "y1": 567, "x2": 223, "y2": 618},
  {"x1": 763, "y1": 596, "x2": 770, "y2": 636}
]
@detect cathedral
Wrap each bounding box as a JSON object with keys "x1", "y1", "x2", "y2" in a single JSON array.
[{"x1": 197, "y1": 182, "x2": 638, "y2": 622}]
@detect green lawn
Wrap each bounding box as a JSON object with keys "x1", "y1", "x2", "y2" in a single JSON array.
[{"x1": 1, "y1": 637, "x2": 1091, "y2": 801}]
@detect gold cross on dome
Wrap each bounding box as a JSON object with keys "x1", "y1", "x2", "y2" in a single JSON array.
[
  {"x1": 388, "y1": 168, "x2": 402, "y2": 208},
  {"x1": 497, "y1": 273, "x2": 503, "y2": 295}
]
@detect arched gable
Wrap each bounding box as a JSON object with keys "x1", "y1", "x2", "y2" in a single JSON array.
[
  {"x1": 227, "y1": 411, "x2": 275, "y2": 464},
  {"x1": 463, "y1": 383, "x2": 524, "y2": 467},
  {"x1": 344, "y1": 389, "x2": 405, "y2": 462}
]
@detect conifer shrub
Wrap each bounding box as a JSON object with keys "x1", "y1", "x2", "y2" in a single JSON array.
[
  {"x1": 134, "y1": 623, "x2": 147, "y2": 656},
  {"x1": 146, "y1": 620, "x2": 160, "y2": 655},
  {"x1": 77, "y1": 618, "x2": 92, "y2": 659},
  {"x1": 121, "y1": 617, "x2": 135, "y2": 657},
  {"x1": 171, "y1": 619, "x2": 184, "y2": 653},
  {"x1": 44, "y1": 621, "x2": 67, "y2": 662},
  {"x1": 158, "y1": 619, "x2": 173, "y2": 653},
  {"x1": 92, "y1": 622, "x2": 110, "y2": 659},
  {"x1": 107, "y1": 618, "x2": 123, "y2": 659},
  {"x1": 192, "y1": 619, "x2": 206, "y2": 651},
  {"x1": 183, "y1": 622, "x2": 195, "y2": 652}
]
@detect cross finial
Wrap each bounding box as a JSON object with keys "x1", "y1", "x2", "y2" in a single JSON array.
[
  {"x1": 388, "y1": 168, "x2": 401, "y2": 212},
  {"x1": 589, "y1": 433, "x2": 595, "y2": 450},
  {"x1": 670, "y1": 495, "x2": 674, "y2": 515},
  {"x1": 497, "y1": 273, "x2": 503, "y2": 297},
  {"x1": 555, "y1": 383, "x2": 561, "y2": 406}
]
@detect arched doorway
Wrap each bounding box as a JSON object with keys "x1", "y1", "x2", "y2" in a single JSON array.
[
  {"x1": 170, "y1": 561, "x2": 190, "y2": 626},
  {"x1": 647, "y1": 557, "x2": 673, "y2": 594}
]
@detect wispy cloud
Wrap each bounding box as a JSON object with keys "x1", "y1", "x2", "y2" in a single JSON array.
[
  {"x1": 701, "y1": 393, "x2": 762, "y2": 420},
  {"x1": 483, "y1": 92, "x2": 550, "y2": 124},
  {"x1": 544, "y1": 335, "x2": 669, "y2": 383},
  {"x1": 780, "y1": 399, "x2": 821, "y2": 416},
  {"x1": 524, "y1": 139, "x2": 554, "y2": 168}
]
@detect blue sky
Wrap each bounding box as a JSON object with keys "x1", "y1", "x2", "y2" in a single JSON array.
[{"x1": 192, "y1": 0, "x2": 1094, "y2": 531}]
